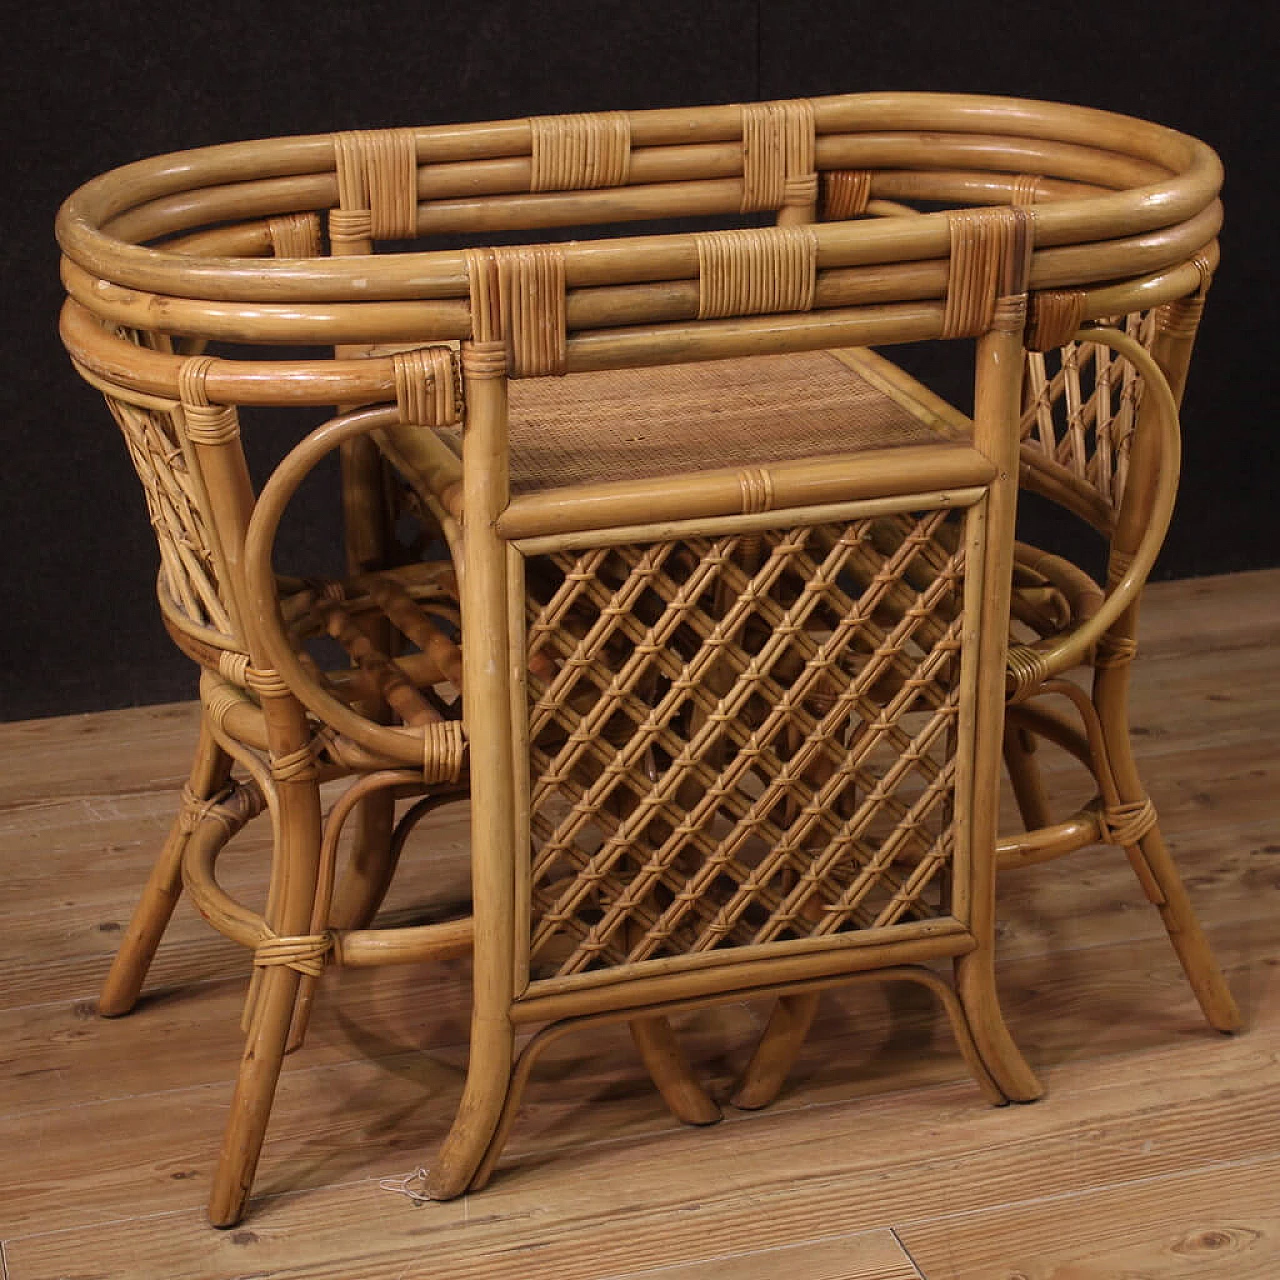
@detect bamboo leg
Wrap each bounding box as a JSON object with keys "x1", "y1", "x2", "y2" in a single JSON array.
[
  {"x1": 327, "y1": 426, "x2": 400, "y2": 933},
  {"x1": 1126, "y1": 823, "x2": 1243, "y2": 1032},
  {"x1": 425, "y1": 344, "x2": 517, "y2": 1202},
  {"x1": 1088, "y1": 309, "x2": 1239, "y2": 1033},
  {"x1": 1095, "y1": 666, "x2": 1242, "y2": 1033},
  {"x1": 288, "y1": 787, "x2": 398, "y2": 1055},
  {"x1": 630, "y1": 1016, "x2": 722, "y2": 1125},
  {"x1": 953, "y1": 950, "x2": 1043, "y2": 1102},
  {"x1": 467, "y1": 1014, "x2": 723, "y2": 1195},
  {"x1": 955, "y1": 321, "x2": 1042, "y2": 1108},
  {"x1": 424, "y1": 1013, "x2": 516, "y2": 1200},
  {"x1": 329, "y1": 309, "x2": 400, "y2": 931},
  {"x1": 208, "y1": 963, "x2": 305, "y2": 1227},
  {"x1": 467, "y1": 1021, "x2": 566, "y2": 1195},
  {"x1": 208, "y1": 758, "x2": 323, "y2": 1227},
  {"x1": 903, "y1": 970, "x2": 1008, "y2": 1107},
  {"x1": 1002, "y1": 723, "x2": 1052, "y2": 832},
  {"x1": 99, "y1": 714, "x2": 232, "y2": 1016},
  {"x1": 730, "y1": 993, "x2": 820, "y2": 1110}
]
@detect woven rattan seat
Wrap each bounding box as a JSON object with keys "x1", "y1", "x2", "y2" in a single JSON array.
[
  {"x1": 488, "y1": 348, "x2": 958, "y2": 495},
  {"x1": 56, "y1": 91, "x2": 1238, "y2": 1229}
]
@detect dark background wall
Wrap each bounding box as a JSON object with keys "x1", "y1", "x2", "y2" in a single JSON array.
[{"x1": 3, "y1": 1, "x2": 1275, "y2": 721}]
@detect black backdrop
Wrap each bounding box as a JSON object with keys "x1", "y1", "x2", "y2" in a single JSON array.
[{"x1": 3, "y1": 1, "x2": 1275, "y2": 720}]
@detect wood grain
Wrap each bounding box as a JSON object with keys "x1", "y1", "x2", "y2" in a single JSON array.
[
  {"x1": 897, "y1": 1156, "x2": 1280, "y2": 1279},
  {"x1": 9, "y1": 1015, "x2": 1277, "y2": 1279},
  {"x1": 603, "y1": 1229, "x2": 924, "y2": 1279},
  {"x1": 1, "y1": 570, "x2": 1277, "y2": 1278}
]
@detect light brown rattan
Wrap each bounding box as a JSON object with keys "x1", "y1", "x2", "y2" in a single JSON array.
[{"x1": 55, "y1": 91, "x2": 1237, "y2": 1229}]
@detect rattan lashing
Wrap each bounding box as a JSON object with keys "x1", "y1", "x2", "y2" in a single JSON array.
[{"x1": 56, "y1": 91, "x2": 1238, "y2": 1228}]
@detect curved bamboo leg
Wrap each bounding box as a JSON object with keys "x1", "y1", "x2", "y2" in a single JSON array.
[
  {"x1": 905, "y1": 969, "x2": 1008, "y2": 1107},
  {"x1": 329, "y1": 416, "x2": 400, "y2": 930},
  {"x1": 1002, "y1": 722, "x2": 1053, "y2": 833},
  {"x1": 953, "y1": 950, "x2": 1043, "y2": 1103},
  {"x1": 630, "y1": 1016, "x2": 722, "y2": 1125},
  {"x1": 1092, "y1": 310, "x2": 1240, "y2": 1034},
  {"x1": 959, "y1": 322, "x2": 1043, "y2": 1108},
  {"x1": 99, "y1": 715, "x2": 232, "y2": 1016},
  {"x1": 423, "y1": 1013, "x2": 515, "y2": 1200},
  {"x1": 466, "y1": 1012, "x2": 717, "y2": 1195},
  {"x1": 208, "y1": 762, "x2": 323, "y2": 1228},
  {"x1": 734, "y1": 972, "x2": 1008, "y2": 1111},
  {"x1": 289, "y1": 786, "x2": 456, "y2": 1054},
  {"x1": 467, "y1": 1022, "x2": 564, "y2": 1195},
  {"x1": 730, "y1": 993, "x2": 820, "y2": 1110},
  {"x1": 288, "y1": 779, "x2": 403, "y2": 1055},
  {"x1": 1096, "y1": 667, "x2": 1242, "y2": 1033},
  {"x1": 424, "y1": 350, "x2": 518, "y2": 1202}
]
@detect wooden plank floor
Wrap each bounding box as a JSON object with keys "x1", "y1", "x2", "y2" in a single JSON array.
[{"x1": 1, "y1": 569, "x2": 1277, "y2": 1280}]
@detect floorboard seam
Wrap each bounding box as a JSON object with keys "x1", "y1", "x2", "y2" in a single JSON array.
[
  {"x1": 589, "y1": 1225, "x2": 922, "y2": 1279},
  {"x1": 891, "y1": 1226, "x2": 929, "y2": 1279}
]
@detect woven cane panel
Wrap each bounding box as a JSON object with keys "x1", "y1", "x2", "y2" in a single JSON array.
[
  {"x1": 1021, "y1": 310, "x2": 1156, "y2": 513},
  {"x1": 439, "y1": 350, "x2": 946, "y2": 496},
  {"x1": 104, "y1": 394, "x2": 232, "y2": 635},
  {"x1": 524, "y1": 509, "x2": 969, "y2": 981}
]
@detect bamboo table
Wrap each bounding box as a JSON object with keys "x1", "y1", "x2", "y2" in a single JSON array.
[{"x1": 56, "y1": 92, "x2": 1237, "y2": 1228}]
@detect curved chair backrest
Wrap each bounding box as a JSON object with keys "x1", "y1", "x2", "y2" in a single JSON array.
[{"x1": 1018, "y1": 291, "x2": 1208, "y2": 535}]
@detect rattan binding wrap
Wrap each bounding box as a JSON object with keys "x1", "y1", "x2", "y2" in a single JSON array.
[{"x1": 530, "y1": 112, "x2": 631, "y2": 192}]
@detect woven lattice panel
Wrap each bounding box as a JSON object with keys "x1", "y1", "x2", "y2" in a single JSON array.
[
  {"x1": 1021, "y1": 310, "x2": 1156, "y2": 514},
  {"x1": 524, "y1": 509, "x2": 970, "y2": 981},
  {"x1": 104, "y1": 394, "x2": 231, "y2": 635}
]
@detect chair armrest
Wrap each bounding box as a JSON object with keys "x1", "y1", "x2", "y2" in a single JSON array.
[{"x1": 1006, "y1": 325, "x2": 1182, "y2": 700}]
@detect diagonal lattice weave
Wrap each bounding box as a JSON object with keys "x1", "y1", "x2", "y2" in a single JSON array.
[
  {"x1": 1021, "y1": 310, "x2": 1157, "y2": 513},
  {"x1": 524, "y1": 509, "x2": 970, "y2": 980},
  {"x1": 105, "y1": 394, "x2": 231, "y2": 636}
]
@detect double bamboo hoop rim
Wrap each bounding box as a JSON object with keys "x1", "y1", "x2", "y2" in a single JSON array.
[{"x1": 58, "y1": 91, "x2": 1220, "y2": 405}]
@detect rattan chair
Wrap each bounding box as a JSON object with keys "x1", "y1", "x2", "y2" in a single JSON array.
[
  {"x1": 731, "y1": 306, "x2": 1243, "y2": 1110},
  {"x1": 57, "y1": 92, "x2": 1235, "y2": 1227},
  {"x1": 997, "y1": 301, "x2": 1241, "y2": 1028}
]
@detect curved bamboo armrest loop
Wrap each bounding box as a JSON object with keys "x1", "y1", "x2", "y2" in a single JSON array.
[
  {"x1": 1005, "y1": 324, "x2": 1181, "y2": 701},
  {"x1": 242, "y1": 399, "x2": 465, "y2": 770}
]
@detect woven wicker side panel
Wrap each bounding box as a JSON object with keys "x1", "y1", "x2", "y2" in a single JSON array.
[
  {"x1": 104, "y1": 393, "x2": 232, "y2": 635},
  {"x1": 1021, "y1": 310, "x2": 1157, "y2": 513},
  {"x1": 523, "y1": 510, "x2": 969, "y2": 982}
]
